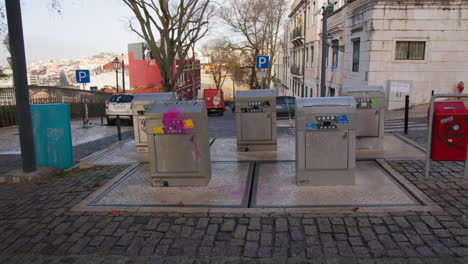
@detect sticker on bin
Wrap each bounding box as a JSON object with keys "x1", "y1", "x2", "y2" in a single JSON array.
[
  {"x1": 371, "y1": 98, "x2": 380, "y2": 105},
  {"x1": 336, "y1": 115, "x2": 349, "y2": 124},
  {"x1": 305, "y1": 123, "x2": 317, "y2": 130},
  {"x1": 154, "y1": 119, "x2": 194, "y2": 134}
]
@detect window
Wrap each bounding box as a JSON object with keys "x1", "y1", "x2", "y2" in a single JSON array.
[
  {"x1": 109, "y1": 94, "x2": 134, "y2": 103},
  {"x1": 313, "y1": 2, "x2": 316, "y2": 25},
  {"x1": 305, "y1": 86, "x2": 308, "y2": 97},
  {"x1": 307, "y1": 7, "x2": 310, "y2": 26},
  {"x1": 332, "y1": 40, "x2": 339, "y2": 69},
  {"x1": 395, "y1": 41, "x2": 426, "y2": 60},
  {"x1": 306, "y1": 47, "x2": 309, "y2": 67},
  {"x1": 352, "y1": 38, "x2": 360, "y2": 72},
  {"x1": 310, "y1": 88, "x2": 313, "y2": 97},
  {"x1": 311, "y1": 46, "x2": 314, "y2": 66}
]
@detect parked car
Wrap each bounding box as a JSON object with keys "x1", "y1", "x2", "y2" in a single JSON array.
[
  {"x1": 105, "y1": 93, "x2": 134, "y2": 125},
  {"x1": 203, "y1": 89, "x2": 225, "y2": 116},
  {"x1": 276, "y1": 96, "x2": 296, "y2": 119}
]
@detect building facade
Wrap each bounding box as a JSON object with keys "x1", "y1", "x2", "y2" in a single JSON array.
[
  {"x1": 278, "y1": 0, "x2": 346, "y2": 98},
  {"x1": 278, "y1": 0, "x2": 468, "y2": 106},
  {"x1": 128, "y1": 42, "x2": 201, "y2": 100}
]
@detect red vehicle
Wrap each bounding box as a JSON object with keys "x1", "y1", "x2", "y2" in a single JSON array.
[{"x1": 203, "y1": 89, "x2": 225, "y2": 116}]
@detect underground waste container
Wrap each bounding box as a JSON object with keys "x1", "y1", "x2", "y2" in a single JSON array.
[
  {"x1": 342, "y1": 86, "x2": 385, "y2": 150},
  {"x1": 145, "y1": 100, "x2": 211, "y2": 187},
  {"x1": 235, "y1": 89, "x2": 277, "y2": 151},
  {"x1": 295, "y1": 97, "x2": 357, "y2": 186}
]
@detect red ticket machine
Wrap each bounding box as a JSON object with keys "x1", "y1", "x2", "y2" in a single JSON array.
[{"x1": 431, "y1": 101, "x2": 468, "y2": 161}]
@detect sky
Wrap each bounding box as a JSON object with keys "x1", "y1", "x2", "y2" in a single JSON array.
[{"x1": 0, "y1": 0, "x2": 227, "y2": 65}]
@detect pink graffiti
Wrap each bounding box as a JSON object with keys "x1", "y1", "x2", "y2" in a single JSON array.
[
  {"x1": 190, "y1": 134, "x2": 201, "y2": 160},
  {"x1": 162, "y1": 108, "x2": 187, "y2": 134}
]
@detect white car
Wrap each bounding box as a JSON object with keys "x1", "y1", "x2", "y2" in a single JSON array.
[{"x1": 105, "y1": 93, "x2": 134, "y2": 125}]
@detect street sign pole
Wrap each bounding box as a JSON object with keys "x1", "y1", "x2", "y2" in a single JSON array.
[{"x1": 6, "y1": 0, "x2": 36, "y2": 172}]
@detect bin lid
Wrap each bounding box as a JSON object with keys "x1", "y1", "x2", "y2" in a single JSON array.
[
  {"x1": 342, "y1": 86, "x2": 384, "y2": 94},
  {"x1": 146, "y1": 100, "x2": 205, "y2": 114},
  {"x1": 235, "y1": 89, "x2": 275, "y2": 99},
  {"x1": 296, "y1": 97, "x2": 356, "y2": 108},
  {"x1": 132, "y1": 92, "x2": 175, "y2": 102}
]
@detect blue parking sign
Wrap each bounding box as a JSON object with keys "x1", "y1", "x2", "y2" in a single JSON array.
[
  {"x1": 256, "y1": 56, "x2": 269, "y2": 69},
  {"x1": 75, "y1": 70, "x2": 90, "y2": 84}
]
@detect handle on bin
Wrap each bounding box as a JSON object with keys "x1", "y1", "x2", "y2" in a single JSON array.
[{"x1": 343, "y1": 131, "x2": 347, "y2": 138}]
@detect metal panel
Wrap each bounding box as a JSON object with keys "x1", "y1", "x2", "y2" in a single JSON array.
[
  {"x1": 342, "y1": 86, "x2": 384, "y2": 94},
  {"x1": 241, "y1": 113, "x2": 272, "y2": 141},
  {"x1": 132, "y1": 92, "x2": 175, "y2": 103},
  {"x1": 145, "y1": 100, "x2": 211, "y2": 186},
  {"x1": 235, "y1": 89, "x2": 276, "y2": 151},
  {"x1": 305, "y1": 131, "x2": 349, "y2": 170},
  {"x1": 153, "y1": 134, "x2": 198, "y2": 173},
  {"x1": 355, "y1": 109, "x2": 380, "y2": 137},
  {"x1": 235, "y1": 89, "x2": 275, "y2": 99},
  {"x1": 31, "y1": 104, "x2": 73, "y2": 170},
  {"x1": 386, "y1": 80, "x2": 412, "y2": 110},
  {"x1": 295, "y1": 97, "x2": 356, "y2": 186}
]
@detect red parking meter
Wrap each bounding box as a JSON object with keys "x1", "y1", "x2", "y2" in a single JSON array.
[{"x1": 430, "y1": 101, "x2": 468, "y2": 161}]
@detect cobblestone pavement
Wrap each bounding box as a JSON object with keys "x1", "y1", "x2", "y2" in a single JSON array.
[
  {"x1": 1, "y1": 116, "x2": 467, "y2": 263},
  {"x1": 0, "y1": 140, "x2": 467, "y2": 262}
]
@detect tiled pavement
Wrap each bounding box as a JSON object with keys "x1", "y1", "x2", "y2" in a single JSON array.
[
  {"x1": 0, "y1": 130, "x2": 134, "y2": 176},
  {"x1": 0, "y1": 118, "x2": 467, "y2": 263}
]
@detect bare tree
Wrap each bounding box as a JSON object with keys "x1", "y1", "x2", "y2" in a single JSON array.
[
  {"x1": 201, "y1": 38, "x2": 236, "y2": 90},
  {"x1": 123, "y1": 0, "x2": 212, "y2": 93},
  {"x1": 219, "y1": 0, "x2": 287, "y2": 89}
]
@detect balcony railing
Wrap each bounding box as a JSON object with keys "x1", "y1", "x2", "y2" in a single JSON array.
[
  {"x1": 290, "y1": 65, "x2": 303, "y2": 76},
  {"x1": 290, "y1": 27, "x2": 302, "y2": 40}
]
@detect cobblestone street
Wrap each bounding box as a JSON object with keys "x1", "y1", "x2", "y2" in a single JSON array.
[{"x1": 0, "y1": 116, "x2": 467, "y2": 263}]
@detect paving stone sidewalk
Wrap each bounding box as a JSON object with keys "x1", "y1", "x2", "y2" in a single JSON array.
[
  {"x1": 0, "y1": 117, "x2": 467, "y2": 263},
  {"x1": 0, "y1": 151, "x2": 467, "y2": 262},
  {"x1": 0, "y1": 131, "x2": 134, "y2": 176}
]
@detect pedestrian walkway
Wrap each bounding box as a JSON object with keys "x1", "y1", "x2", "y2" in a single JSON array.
[
  {"x1": 384, "y1": 118, "x2": 428, "y2": 133},
  {"x1": 1, "y1": 114, "x2": 467, "y2": 263}
]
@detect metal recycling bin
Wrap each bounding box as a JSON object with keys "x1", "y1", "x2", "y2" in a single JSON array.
[
  {"x1": 145, "y1": 100, "x2": 211, "y2": 187},
  {"x1": 132, "y1": 92, "x2": 175, "y2": 152},
  {"x1": 342, "y1": 86, "x2": 385, "y2": 150},
  {"x1": 296, "y1": 97, "x2": 356, "y2": 186},
  {"x1": 430, "y1": 101, "x2": 468, "y2": 161},
  {"x1": 31, "y1": 104, "x2": 73, "y2": 170},
  {"x1": 235, "y1": 89, "x2": 276, "y2": 151}
]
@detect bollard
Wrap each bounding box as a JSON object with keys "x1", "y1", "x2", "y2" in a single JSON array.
[
  {"x1": 404, "y1": 95, "x2": 409, "y2": 134},
  {"x1": 116, "y1": 115, "x2": 122, "y2": 141},
  {"x1": 101, "y1": 115, "x2": 103, "y2": 126}
]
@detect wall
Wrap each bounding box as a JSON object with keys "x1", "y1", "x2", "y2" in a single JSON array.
[
  {"x1": 341, "y1": 0, "x2": 373, "y2": 88},
  {"x1": 367, "y1": 0, "x2": 468, "y2": 105},
  {"x1": 127, "y1": 50, "x2": 166, "y2": 89}
]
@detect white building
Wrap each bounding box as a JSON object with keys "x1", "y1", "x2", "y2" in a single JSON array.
[
  {"x1": 335, "y1": 0, "x2": 468, "y2": 106},
  {"x1": 278, "y1": 0, "x2": 468, "y2": 107}
]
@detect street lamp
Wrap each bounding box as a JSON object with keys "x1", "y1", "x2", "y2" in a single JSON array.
[{"x1": 112, "y1": 57, "x2": 121, "y2": 93}]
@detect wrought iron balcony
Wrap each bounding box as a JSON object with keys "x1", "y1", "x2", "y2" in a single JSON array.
[{"x1": 291, "y1": 65, "x2": 303, "y2": 76}]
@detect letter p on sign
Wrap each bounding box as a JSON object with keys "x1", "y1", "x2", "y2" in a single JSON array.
[
  {"x1": 256, "y1": 55, "x2": 269, "y2": 69},
  {"x1": 75, "y1": 70, "x2": 90, "y2": 84}
]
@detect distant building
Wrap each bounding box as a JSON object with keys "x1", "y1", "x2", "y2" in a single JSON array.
[{"x1": 128, "y1": 42, "x2": 201, "y2": 100}]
